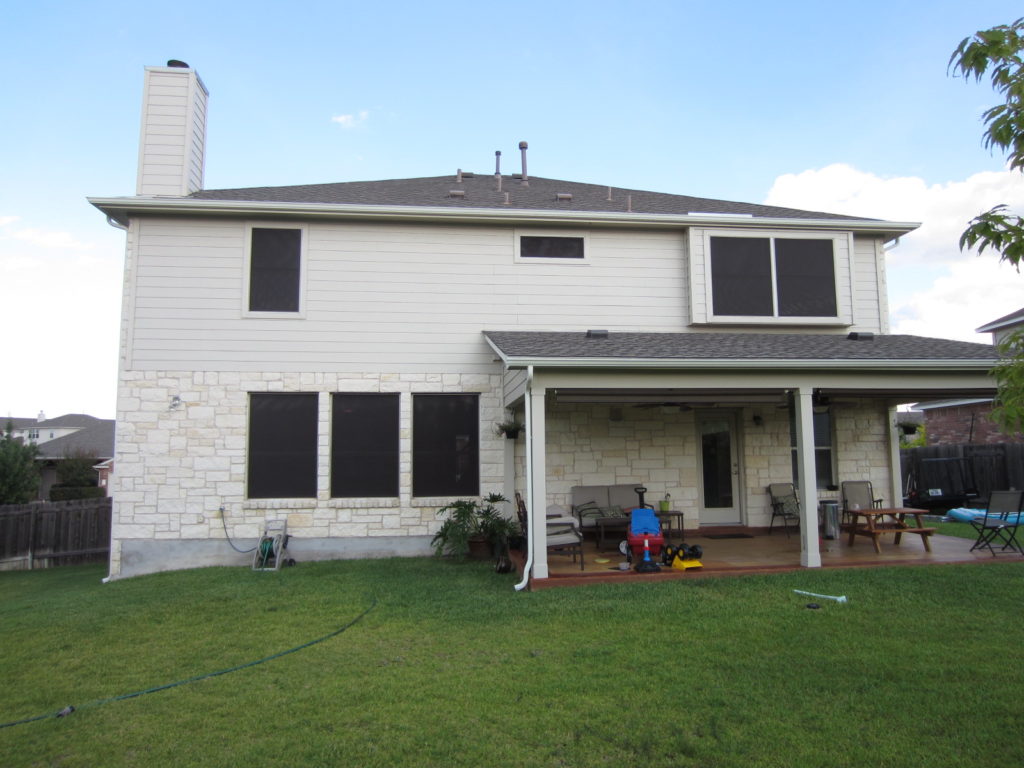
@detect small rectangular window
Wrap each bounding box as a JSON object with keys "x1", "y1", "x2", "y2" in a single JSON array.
[
  {"x1": 520, "y1": 236, "x2": 585, "y2": 259},
  {"x1": 789, "y1": 405, "x2": 834, "y2": 489},
  {"x1": 331, "y1": 393, "x2": 400, "y2": 498},
  {"x1": 249, "y1": 228, "x2": 301, "y2": 312},
  {"x1": 248, "y1": 393, "x2": 318, "y2": 498},
  {"x1": 412, "y1": 394, "x2": 479, "y2": 497}
]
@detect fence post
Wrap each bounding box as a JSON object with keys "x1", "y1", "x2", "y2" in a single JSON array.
[{"x1": 27, "y1": 505, "x2": 37, "y2": 570}]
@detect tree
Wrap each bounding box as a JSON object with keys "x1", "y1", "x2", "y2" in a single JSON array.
[
  {"x1": 950, "y1": 18, "x2": 1024, "y2": 434},
  {"x1": 0, "y1": 421, "x2": 40, "y2": 504}
]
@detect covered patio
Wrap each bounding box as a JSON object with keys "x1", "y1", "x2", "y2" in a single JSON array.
[
  {"x1": 522, "y1": 526, "x2": 1002, "y2": 589},
  {"x1": 484, "y1": 330, "x2": 999, "y2": 586}
]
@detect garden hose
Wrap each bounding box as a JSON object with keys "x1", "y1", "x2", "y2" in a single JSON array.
[{"x1": 0, "y1": 597, "x2": 377, "y2": 730}]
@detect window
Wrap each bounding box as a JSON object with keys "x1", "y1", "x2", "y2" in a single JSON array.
[
  {"x1": 247, "y1": 393, "x2": 318, "y2": 498},
  {"x1": 248, "y1": 227, "x2": 302, "y2": 312},
  {"x1": 520, "y1": 236, "x2": 584, "y2": 259},
  {"x1": 331, "y1": 393, "x2": 399, "y2": 497},
  {"x1": 789, "y1": 405, "x2": 834, "y2": 489},
  {"x1": 412, "y1": 394, "x2": 479, "y2": 497},
  {"x1": 710, "y1": 235, "x2": 837, "y2": 318}
]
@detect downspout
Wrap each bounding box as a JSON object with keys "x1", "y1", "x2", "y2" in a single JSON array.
[
  {"x1": 514, "y1": 365, "x2": 535, "y2": 591},
  {"x1": 105, "y1": 216, "x2": 128, "y2": 231}
]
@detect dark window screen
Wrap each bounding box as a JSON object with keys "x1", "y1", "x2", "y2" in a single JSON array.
[
  {"x1": 710, "y1": 236, "x2": 773, "y2": 316},
  {"x1": 775, "y1": 239, "x2": 837, "y2": 316},
  {"x1": 331, "y1": 393, "x2": 399, "y2": 497},
  {"x1": 412, "y1": 394, "x2": 479, "y2": 497},
  {"x1": 250, "y1": 228, "x2": 301, "y2": 312},
  {"x1": 520, "y1": 236, "x2": 585, "y2": 259},
  {"x1": 248, "y1": 393, "x2": 318, "y2": 498}
]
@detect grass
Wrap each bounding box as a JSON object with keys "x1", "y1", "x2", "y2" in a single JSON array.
[{"x1": 2, "y1": 558, "x2": 1023, "y2": 767}]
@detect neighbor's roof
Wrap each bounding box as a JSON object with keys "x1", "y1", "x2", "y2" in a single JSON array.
[
  {"x1": 483, "y1": 331, "x2": 998, "y2": 368},
  {"x1": 90, "y1": 174, "x2": 920, "y2": 236},
  {"x1": 976, "y1": 306, "x2": 1024, "y2": 334},
  {"x1": 34, "y1": 420, "x2": 115, "y2": 460}
]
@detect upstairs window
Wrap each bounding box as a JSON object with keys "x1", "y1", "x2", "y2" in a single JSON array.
[
  {"x1": 248, "y1": 227, "x2": 302, "y2": 313},
  {"x1": 515, "y1": 230, "x2": 588, "y2": 263},
  {"x1": 710, "y1": 235, "x2": 837, "y2": 319}
]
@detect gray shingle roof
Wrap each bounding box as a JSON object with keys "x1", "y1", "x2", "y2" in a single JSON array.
[
  {"x1": 190, "y1": 174, "x2": 865, "y2": 221},
  {"x1": 483, "y1": 331, "x2": 997, "y2": 362},
  {"x1": 34, "y1": 421, "x2": 115, "y2": 460},
  {"x1": 976, "y1": 306, "x2": 1024, "y2": 333}
]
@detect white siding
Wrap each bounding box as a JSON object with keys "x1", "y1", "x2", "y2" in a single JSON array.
[
  {"x1": 136, "y1": 67, "x2": 208, "y2": 196},
  {"x1": 852, "y1": 235, "x2": 886, "y2": 333},
  {"x1": 128, "y1": 219, "x2": 691, "y2": 371}
]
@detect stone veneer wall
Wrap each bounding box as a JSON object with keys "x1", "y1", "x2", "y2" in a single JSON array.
[
  {"x1": 109, "y1": 370, "x2": 506, "y2": 577},
  {"x1": 526, "y1": 400, "x2": 893, "y2": 526}
]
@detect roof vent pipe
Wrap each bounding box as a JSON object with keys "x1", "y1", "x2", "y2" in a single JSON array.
[
  {"x1": 456, "y1": 168, "x2": 463, "y2": 183},
  {"x1": 494, "y1": 151, "x2": 501, "y2": 177},
  {"x1": 519, "y1": 141, "x2": 529, "y2": 186}
]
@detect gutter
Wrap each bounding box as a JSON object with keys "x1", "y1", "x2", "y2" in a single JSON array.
[{"x1": 86, "y1": 196, "x2": 920, "y2": 238}]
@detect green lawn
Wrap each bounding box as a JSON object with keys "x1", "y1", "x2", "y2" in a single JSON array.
[{"x1": 2, "y1": 558, "x2": 1022, "y2": 767}]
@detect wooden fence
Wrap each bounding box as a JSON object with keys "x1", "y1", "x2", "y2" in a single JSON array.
[
  {"x1": 0, "y1": 497, "x2": 111, "y2": 570},
  {"x1": 900, "y1": 443, "x2": 1024, "y2": 508}
]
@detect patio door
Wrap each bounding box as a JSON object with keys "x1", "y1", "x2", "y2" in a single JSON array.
[{"x1": 697, "y1": 412, "x2": 742, "y2": 525}]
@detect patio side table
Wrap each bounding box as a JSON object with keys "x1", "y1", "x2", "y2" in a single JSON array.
[{"x1": 596, "y1": 515, "x2": 629, "y2": 551}]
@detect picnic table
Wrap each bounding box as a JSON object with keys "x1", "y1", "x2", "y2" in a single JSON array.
[{"x1": 844, "y1": 507, "x2": 936, "y2": 554}]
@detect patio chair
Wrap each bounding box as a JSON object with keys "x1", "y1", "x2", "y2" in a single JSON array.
[
  {"x1": 515, "y1": 493, "x2": 585, "y2": 570},
  {"x1": 841, "y1": 481, "x2": 883, "y2": 526},
  {"x1": 969, "y1": 490, "x2": 1024, "y2": 556},
  {"x1": 767, "y1": 483, "x2": 800, "y2": 537}
]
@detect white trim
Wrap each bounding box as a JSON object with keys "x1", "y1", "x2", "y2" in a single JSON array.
[
  {"x1": 241, "y1": 222, "x2": 308, "y2": 319},
  {"x1": 87, "y1": 196, "x2": 921, "y2": 238}
]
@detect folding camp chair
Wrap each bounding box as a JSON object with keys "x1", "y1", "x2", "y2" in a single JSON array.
[
  {"x1": 841, "y1": 481, "x2": 883, "y2": 527},
  {"x1": 970, "y1": 490, "x2": 1024, "y2": 556}
]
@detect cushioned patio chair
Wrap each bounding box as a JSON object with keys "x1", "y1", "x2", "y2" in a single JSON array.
[
  {"x1": 970, "y1": 490, "x2": 1024, "y2": 556},
  {"x1": 767, "y1": 483, "x2": 801, "y2": 537},
  {"x1": 515, "y1": 492, "x2": 584, "y2": 570}
]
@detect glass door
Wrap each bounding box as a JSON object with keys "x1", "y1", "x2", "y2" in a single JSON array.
[{"x1": 697, "y1": 412, "x2": 742, "y2": 525}]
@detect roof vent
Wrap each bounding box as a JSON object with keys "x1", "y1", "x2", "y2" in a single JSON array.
[
  {"x1": 448, "y1": 190, "x2": 466, "y2": 199},
  {"x1": 586, "y1": 329, "x2": 609, "y2": 339},
  {"x1": 556, "y1": 193, "x2": 573, "y2": 202},
  {"x1": 847, "y1": 331, "x2": 874, "y2": 341},
  {"x1": 519, "y1": 141, "x2": 529, "y2": 186},
  {"x1": 167, "y1": 59, "x2": 190, "y2": 68}
]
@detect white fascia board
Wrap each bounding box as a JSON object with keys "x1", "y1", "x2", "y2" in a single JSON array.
[
  {"x1": 86, "y1": 196, "x2": 920, "y2": 237},
  {"x1": 494, "y1": 357, "x2": 996, "y2": 372}
]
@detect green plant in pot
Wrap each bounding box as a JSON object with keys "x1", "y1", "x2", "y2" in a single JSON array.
[
  {"x1": 432, "y1": 493, "x2": 518, "y2": 563},
  {"x1": 494, "y1": 417, "x2": 523, "y2": 440}
]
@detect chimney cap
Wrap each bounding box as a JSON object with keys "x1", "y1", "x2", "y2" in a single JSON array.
[{"x1": 166, "y1": 59, "x2": 190, "y2": 68}]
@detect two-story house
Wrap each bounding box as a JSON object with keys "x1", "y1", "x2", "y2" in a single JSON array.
[{"x1": 90, "y1": 62, "x2": 998, "y2": 581}]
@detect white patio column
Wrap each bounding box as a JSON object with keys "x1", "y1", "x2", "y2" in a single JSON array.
[
  {"x1": 793, "y1": 386, "x2": 822, "y2": 568},
  {"x1": 886, "y1": 405, "x2": 902, "y2": 509},
  {"x1": 527, "y1": 384, "x2": 549, "y2": 579}
]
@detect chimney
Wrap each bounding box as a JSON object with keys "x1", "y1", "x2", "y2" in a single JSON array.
[{"x1": 136, "y1": 61, "x2": 209, "y2": 196}]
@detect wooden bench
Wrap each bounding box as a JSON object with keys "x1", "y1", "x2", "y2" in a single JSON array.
[{"x1": 845, "y1": 508, "x2": 936, "y2": 554}]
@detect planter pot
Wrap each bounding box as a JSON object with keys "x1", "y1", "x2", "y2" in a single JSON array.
[
  {"x1": 503, "y1": 429, "x2": 520, "y2": 440},
  {"x1": 467, "y1": 536, "x2": 491, "y2": 560}
]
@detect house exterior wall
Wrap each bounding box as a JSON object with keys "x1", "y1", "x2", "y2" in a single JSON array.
[{"x1": 110, "y1": 369, "x2": 507, "y2": 577}]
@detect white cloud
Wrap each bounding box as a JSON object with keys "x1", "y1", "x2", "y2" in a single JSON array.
[
  {"x1": 10, "y1": 227, "x2": 94, "y2": 250},
  {"x1": 764, "y1": 164, "x2": 1024, "y2": 342},
  {"x1": 0, "y1": 215, "x2": 20, "y2": 227},
  {"x1": 330, "y1": 109, "x2": 369, "y2": 128}
]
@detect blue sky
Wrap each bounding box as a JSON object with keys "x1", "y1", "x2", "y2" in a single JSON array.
[{"x1": 2, "y1": 1, "x2": 1023, "y2": 418}]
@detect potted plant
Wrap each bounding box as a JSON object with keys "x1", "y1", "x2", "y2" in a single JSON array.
[
  {"x1": 494, "y1": 417, "x2": 524, "y2": 440},
  {"x1": 432, "y1": 493, "x2": 518, "y2": 562}
]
